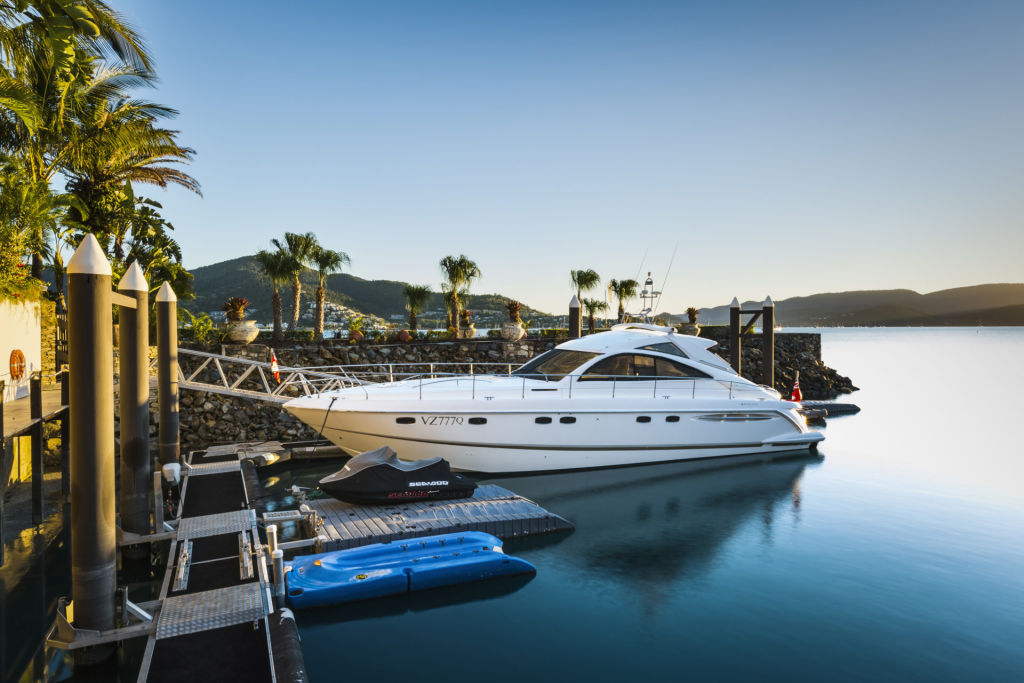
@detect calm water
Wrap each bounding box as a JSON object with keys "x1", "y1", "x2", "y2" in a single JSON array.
[{"x1": 278, "y1": 328, "x2": 1024, "y2": 682}]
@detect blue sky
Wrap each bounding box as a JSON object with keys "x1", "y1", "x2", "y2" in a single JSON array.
[{"x1": 116, "y1": 0, "x2": 1024, "y2": 314}]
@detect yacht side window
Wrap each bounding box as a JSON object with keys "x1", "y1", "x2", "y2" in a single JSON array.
[
  {"x1": 578, "y1": 354, "x2": 635, "y2": 381},
  {"x1": 655, "y1": 357, "x2": 711, "y2": 379},
  {"x1": 512, "y1": 349, "x2": 600, "y2": 382},
  {"x1": 636, "y1": 342, "x2": 689, "y2": 359},
  {"x1": 579, "y1": 353, "x2": 707, "y2": 381}
]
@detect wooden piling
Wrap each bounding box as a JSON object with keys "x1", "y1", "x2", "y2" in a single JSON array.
[
  {"x1": 569, "y1": 295, "x2": 581, "y2": 339},
  {"x1": 30, "y1": 371, "x2": 42, "y2": 525},
  {"x1": 66, "y1": 233, "x2": 117, "y2": 662},
  {"x1": 156, "y1": 282, "x2": 180, "y2": 466},
  {"x1": 118, "y1": 262, "x2": 152, "y2": 538},
  {"x1": 60, "y1": 365, "x2": 69, "y2": 496},
  {"x1": 729, "y1": 297, "x2": 741, "y2": 373},
  {"x1": 762, "y1": 296, "x2": 775, "y2": 390}
]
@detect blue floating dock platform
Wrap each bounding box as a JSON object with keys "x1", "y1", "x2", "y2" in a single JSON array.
[{"x1": 285, "y1": 531, "x2": 535, "y2": 608}]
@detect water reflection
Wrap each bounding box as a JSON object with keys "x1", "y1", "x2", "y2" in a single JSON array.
[
  {"x1": 485, "y1": 453, "x2": 819, "y2": 597},
  {"x1": 0, "y1": 504, "x2": 70, "y2": 682},
  {"x1": 298, "y1": 573, "x2": 535, "y2": 626}
]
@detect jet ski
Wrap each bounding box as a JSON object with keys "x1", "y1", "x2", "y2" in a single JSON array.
[{"x1": 318, "y1": 446, "x2": 478, "y2": 505}]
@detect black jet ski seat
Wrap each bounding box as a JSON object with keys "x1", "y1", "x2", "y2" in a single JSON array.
[{"x1": 318, "y1": 446, "x2": 478, "y2": 505}]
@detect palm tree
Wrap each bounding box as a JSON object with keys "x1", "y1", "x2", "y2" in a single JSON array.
[
  {"x1": 254, "y1": 249, "x2": 292, "y2": 343},
  {"x1": 403, "y1": 284, "x2": 432, "y2": 331},
  {"x1": 1, "y1": 1, "x2": 153, "y2": 135},
  {"x1": 607, "y1": 278, "x2": 639, "y2": 323},
  {"x1": 581, "y1": 298, "x2": 609, "y2": 334},
  {"x1": 271, "y1": 231, "x2": 319, "y2": 332},
  {"x1": 570, "y1": 269, "x2": 601, "y2": 303},
  {"x1": 438, "y1": 254, "x2": 480, "y2": 336},
  {"x1": 1, "y1": 7, "x2": 158, "y2": 276},
  {"x1": 310, "y1": 246, "x2": 351, "y2": 341}
]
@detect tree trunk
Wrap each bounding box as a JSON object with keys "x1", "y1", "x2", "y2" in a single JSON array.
[
  {"x1": 409, "y1": 310, "x2": 417, "y2": 331},
  {"x1": 588, "y1": 314, "x2": 595, "y2": 334},
  {"x1": 314, "y1": 285, "x2": 325, "y2": 342},
  {"x1": 53, "y1": 262, "x2": 67, "y2": 313},
  {"x1": 617, "y1": 302, "x2": 625, "y2": 323},
  {"x1": 288, "y1": 274, "x2": 301, "y2": 332},
  {"x1": 452, "y1": 294, "x2": 461, "y2": 336},
  {"x1": 272, "y1": 287, "x2": 283, "y2": 343}
]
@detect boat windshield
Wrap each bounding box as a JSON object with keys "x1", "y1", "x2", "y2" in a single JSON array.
[{"x1": 511, "y1": 350, "x2": 600, "y2": 382}]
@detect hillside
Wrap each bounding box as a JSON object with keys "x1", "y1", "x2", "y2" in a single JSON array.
[
  {"x1": 185, "y1": 255, "x2": 550, "y2": 323},
  {"x1": 684, "y1": 284, "x2": 1024, "y2": 326}
]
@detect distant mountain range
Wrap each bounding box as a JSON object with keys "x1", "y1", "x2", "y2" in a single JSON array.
[
  {"x1": 682, "y1": 284, "x2": 1024, "y2": 326},
  {"x1": 186, "y1": 257, "x2": 1024, "y2": 327},
  {"x1": 185, "y1": 255, "x2": 551, "y2": 321}
]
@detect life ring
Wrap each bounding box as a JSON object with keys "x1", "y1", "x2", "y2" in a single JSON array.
[{"x1": 9, "y1": 349, "x2": 26, "y2": 380}]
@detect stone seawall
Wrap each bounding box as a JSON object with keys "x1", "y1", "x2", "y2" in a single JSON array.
[{"x1": 176, "y1": 333, "x2": 855, "y2": 449}]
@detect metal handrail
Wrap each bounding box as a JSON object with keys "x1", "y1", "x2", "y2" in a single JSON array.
[
  {"x1": 331, "y1": 371, "x2": 772, "y2": 402},
  {"x1": 175, "y1": 348, "x2": 368, "y2": 403}
]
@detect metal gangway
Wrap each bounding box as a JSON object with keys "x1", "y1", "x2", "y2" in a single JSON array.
[{"x1": 175, "y1": 348, "x2": 517, "y2": 403}]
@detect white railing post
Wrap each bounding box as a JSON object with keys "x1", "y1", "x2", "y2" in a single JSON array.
[{"x1": 388, "y1": 364, "x2": 394, "y2": 383}]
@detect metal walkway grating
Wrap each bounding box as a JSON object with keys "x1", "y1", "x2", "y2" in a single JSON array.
[
  {"x1": 177, "y1": 509, "x2": 257, "y2": 539},
  {"x1": 156, "y1": 583, "x2": 269, "y2": 640}
]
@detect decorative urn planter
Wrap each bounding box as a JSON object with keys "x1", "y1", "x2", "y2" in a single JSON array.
[
  {"x1": 349, "y1": 329, "x2": 364, "y2": 343},
  {"x1": 677, "y1": 323, "x2": 701, "y2": 336},
  {"x1": 501, "y1": 321, "x2": 526, "y2": 341},
  {"x1": 397, "y1": 330, "x2": 413, "y2": 343},
  {"x1": 227, "y1": 320, "x2": 259, "y2": 344},
  {"x1": 458, "y1": 324, "x2": 477, "y2": 339}
]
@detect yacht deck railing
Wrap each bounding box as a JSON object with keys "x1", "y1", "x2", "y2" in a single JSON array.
[{"x1": 174, "y1": 353, "x2": 776, "y2": 404}]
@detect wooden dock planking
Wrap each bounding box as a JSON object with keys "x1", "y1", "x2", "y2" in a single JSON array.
[{"x1": 305, "y1": 485, "x2": 574, "y2": 551}]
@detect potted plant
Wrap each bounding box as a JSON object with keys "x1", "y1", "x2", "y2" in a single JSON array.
[
  {"x1": 348, "y1": 316, "x2": 365, "y2": 343},
  {"x1": 459, "y1": 309, "x2": 476, "y2": 339},
  {"x1": 679, "y1": 307, "x2": 701, "y2": 336},
  {"x1": 501, "y1": 300, "x2": 526, "y2": 341},
  {"x1": 222, "y1": 297, "x2": 259, "y2": 343},
  {"x1": 396, "y1": 329, "x2": 413, "y2": 343}
]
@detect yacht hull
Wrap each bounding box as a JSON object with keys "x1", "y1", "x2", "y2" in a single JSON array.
[{"x1": 286, "y1": 405, "x2": 822, "y2": 473}]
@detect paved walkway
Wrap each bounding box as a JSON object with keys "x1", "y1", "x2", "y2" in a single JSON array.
[{"x1": 2, "y1": 389, "x2": 65, "y2": 439}]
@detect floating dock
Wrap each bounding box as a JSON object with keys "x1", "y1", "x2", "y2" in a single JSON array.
[
  {"x1": 130, "y1": 440, "x2": 572, "y2": 681},
  {"x1": 135, "y1": 442, "x2": 304, "y2": 683},
  {"x1": 301, "y1": 485, "x2": 575, "y2": 552}
]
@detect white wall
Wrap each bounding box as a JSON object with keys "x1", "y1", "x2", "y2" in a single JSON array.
[{"x1": 0, "y1": 299, "x2": 41, "y2": 402}]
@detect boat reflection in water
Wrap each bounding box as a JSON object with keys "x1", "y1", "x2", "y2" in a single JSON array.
[
  {"x1": 483, "y1": 452, "x2": 820, "y2": 594},
  {"x1": 263, "y1": 451, "x2": 818, "y2": 617}
]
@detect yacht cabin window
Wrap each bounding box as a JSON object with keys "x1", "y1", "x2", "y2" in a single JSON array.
[
  {"x1": 636, "y1": 342, "x2": 689, "y2": 358},
  {"x1": 512, "y1": 350, "x2": 600, "y2": 381},
  {"x1": 578, "y1": 354, "x2": 711, "y2": 381}
]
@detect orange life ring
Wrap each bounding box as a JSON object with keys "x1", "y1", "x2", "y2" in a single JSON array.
[{"x1": 9, "y1": 349, "x2": 26, "y2": 380}]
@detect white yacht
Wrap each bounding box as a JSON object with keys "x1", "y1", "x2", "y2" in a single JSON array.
[{"x1": 284, "y1": 324, "x2": 823, "y2": 473}]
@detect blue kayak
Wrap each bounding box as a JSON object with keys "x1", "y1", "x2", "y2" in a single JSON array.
[{"x1": 285, "y1": 531, "x2": 536, "y2": 608}]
